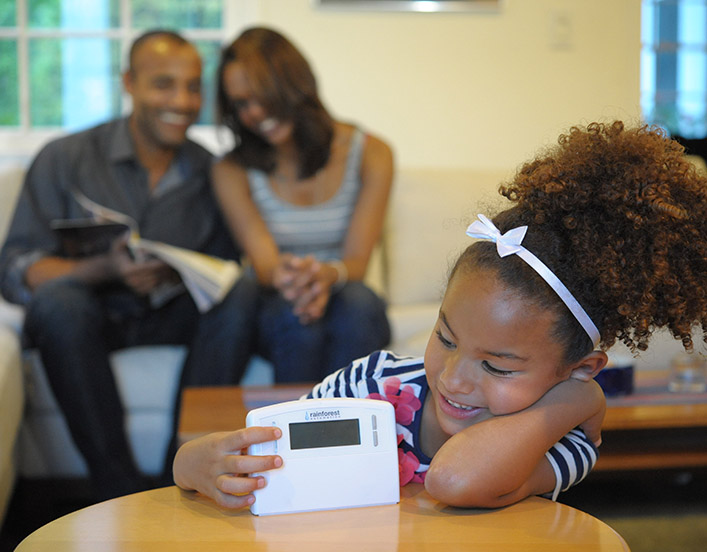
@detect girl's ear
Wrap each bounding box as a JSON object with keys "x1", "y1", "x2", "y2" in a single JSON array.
[{"x1": 569, "y1": 351, "x2": 609, "y2": 382}]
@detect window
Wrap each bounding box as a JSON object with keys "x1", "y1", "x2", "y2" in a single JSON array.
[
  {"x1": 642, "y1": 0, "x2": 707, "y2": 138},
  {"x1": 0, "y1": 0, "x2": 224, "y2": 131}
]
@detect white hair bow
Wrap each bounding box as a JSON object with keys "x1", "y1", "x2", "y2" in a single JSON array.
[
  {"x1": 466, "y1": 213, "x2": 528, "y2": 257},
  {"x1": 465, "y1": 214, "x2": 601, "y2": 347}
]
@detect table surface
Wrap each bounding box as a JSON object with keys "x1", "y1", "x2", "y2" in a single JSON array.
[{"x1": 15, "y1": 484, "x2": 630, "y2": 551}]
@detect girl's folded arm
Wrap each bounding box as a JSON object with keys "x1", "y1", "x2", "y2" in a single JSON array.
[{"x1": 424, "y1": 378, "x2": 605, "y2": 508}]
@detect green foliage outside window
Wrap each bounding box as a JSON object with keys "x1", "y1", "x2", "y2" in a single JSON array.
[
  {"x1": 0, "y1": 0, "x2": 15, "y2": 27},
  {"x1": 0, "y1": 40, "x2": 19, "y2": 125},
  {"x1": 132, "y1": 0, "x2": 221, "y2": 29},
  {"x1": 28, "y1": 39, "x2": 62, "y2": 126},
  {"x1": 28, "y1": 0, "x2": 120, "y2": 28},
  {"x1": 1, "y1": 0, "x2": 222, "y2": 129}
]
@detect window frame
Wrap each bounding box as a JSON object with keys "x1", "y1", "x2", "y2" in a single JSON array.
[{"x1": 0, "y1": 0, "x2": 241, "y2": 163}]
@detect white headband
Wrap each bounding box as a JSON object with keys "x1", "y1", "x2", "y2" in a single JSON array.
[{"x1": 466, "y1": 214, "x2": 601, "y2": 347}]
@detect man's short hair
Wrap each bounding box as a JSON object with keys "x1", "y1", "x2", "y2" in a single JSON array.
[{"x1": 127, "y1": 29, "x2": 190, "y2": 73}]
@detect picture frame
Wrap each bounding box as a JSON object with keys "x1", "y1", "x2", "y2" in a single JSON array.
[{"x1": 314, "y1": 0, "x2": 501, "y2": 13}]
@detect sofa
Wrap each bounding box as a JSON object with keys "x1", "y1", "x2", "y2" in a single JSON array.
[
  {"x1": 0, "y1": 324, "x2": 22, "y2": 526},
  {"x1": 0, "y1": 162, "x2": 689, "y2": 520}
]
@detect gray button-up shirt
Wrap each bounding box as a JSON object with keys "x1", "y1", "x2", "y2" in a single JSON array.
[{"x1": 0, "y1": 118, "x2": 238, "y2": 305}]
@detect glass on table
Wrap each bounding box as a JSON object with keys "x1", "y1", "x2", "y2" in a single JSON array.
[{"x1": 668, "y1": 352, "x2": 707, "y2": 393}]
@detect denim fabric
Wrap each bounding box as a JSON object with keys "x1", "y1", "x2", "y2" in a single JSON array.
[
  {"x1": 257, "y1": 280, "x2": 391, "y2": 383},
  {"x1": 22, "y1": 277, "x2": 258, "y2": 500}
]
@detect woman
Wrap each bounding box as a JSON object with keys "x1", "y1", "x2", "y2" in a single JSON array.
[{"x1": 213, "y1": 27, "x2": 393, "y2": 382}]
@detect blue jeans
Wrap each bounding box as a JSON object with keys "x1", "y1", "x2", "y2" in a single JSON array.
[
  {"x1": 23, "y1": 276, "x2": 258, "y2": 500},
  {"x1": 257, "y1": 280, "x2": 391, "y2": 383}
]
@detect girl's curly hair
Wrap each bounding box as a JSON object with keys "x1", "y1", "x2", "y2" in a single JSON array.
[{"x1": 453, "y1": 121, "x2": 707, "y2": 363}]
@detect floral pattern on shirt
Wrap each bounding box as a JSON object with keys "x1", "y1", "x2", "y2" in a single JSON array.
[{"x1": 368, "y1": 376, "x2": 425, "y2": 485}]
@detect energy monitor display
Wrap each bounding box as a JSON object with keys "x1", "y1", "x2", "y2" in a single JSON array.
[
  {"x1": 246, "y1": 398, "x2": 399, "y2": 515},
  {"x1": 288, "y1": 418, "x2": 361, "y2": 450}
]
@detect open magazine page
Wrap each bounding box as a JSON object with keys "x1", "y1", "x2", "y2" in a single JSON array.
[
  {"x1": 50, "y1": 190, "x2": 240, "y2": 312},
  {"x1": 134, "y1": 239, "x2": 240, "y2": 312}
]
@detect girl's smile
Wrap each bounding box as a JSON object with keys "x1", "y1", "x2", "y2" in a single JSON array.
[{"x1": 437, "y1": 392, "x2": 485, "y2": 420}]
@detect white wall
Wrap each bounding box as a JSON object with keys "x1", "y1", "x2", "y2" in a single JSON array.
[
  {"x1": 0, "y1": 0, "x2": 642, "y2": 173},
  {"x1": 223, "y1": 0, "x2": 642, "y2": 172}
]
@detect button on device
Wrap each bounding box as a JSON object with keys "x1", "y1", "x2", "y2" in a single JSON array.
[
  {"x1": 371, "y1": 414, "x2": 377, "y2": 430},
  {"x1": 373, "y1": 430, "x2": 379, "y2": 447}
]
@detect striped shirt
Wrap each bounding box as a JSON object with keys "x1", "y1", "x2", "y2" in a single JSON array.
[
  {"x1": 307, "y1": 350, "x2": 598, "y2": 501},
  {"x1": 247, "y1": 129, "x2": 365, "y2": 261}
]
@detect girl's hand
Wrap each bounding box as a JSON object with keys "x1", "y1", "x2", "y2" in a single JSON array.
[{"x1": 173, "y1": 426, "x2": 282, "y2": 509}]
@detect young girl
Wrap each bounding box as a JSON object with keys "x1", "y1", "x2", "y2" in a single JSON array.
[{"x1": 174, "y1": 121, "x2": 707, "y2": 510}]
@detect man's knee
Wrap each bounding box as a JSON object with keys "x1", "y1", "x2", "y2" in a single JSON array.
[{"x1": 25, "y1": 278, "x2": 101, "y2": 336}]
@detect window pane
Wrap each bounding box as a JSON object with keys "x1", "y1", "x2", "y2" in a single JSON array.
[
  {"x1": 677, "y1": 49, "x2": 707, "y2": 136},
  {"x1": 132, "y1": 0, "x2": 222, "y2": 29},
  {"x1": 29, "y1": 37, "x2": 122, "y2": 128},
  {"x1": 0, "y1": 0, "x2": 15, "y2": 27},
  {"x1": 0, "y1": 39, "x2": 19, "y2": 125},
  {"x1": 28, "y1": 0, "x2": 119, "y2": 30},
  {"x1": 194, "y1": 39, "x2": 221, "y2": 125}
]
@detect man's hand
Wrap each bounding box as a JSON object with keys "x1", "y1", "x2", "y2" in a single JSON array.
[{"x1": 108, "y1": 236, "x2": 176, "y2": 295}]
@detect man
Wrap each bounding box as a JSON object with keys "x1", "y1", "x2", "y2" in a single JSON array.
[{"x1": 0, "y1": 30, "x2": 257, "y2": 501}]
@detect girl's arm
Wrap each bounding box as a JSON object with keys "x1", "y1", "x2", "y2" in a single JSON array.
[
  {"x1": 424, "y1": 378, "x2": 605, "y2": 508},
  {"x1": 173, "y1": 426, "x2": 282, "y2": 509},
  {"x1": 211, "y1": 159, "x2": 282, "y2": 286}
]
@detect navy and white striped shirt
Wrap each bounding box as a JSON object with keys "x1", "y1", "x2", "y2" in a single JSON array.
[{"x1": 307, "y1": 350, "x2": 598, "y2": 501}]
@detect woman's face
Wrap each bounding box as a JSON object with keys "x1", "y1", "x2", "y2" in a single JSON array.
[
  {"x1": 424, "y1": 267, "x2": 571, "y2": 438},
  {"x1": 221, "y1": 61, "x2": 294, "y2": 146}
]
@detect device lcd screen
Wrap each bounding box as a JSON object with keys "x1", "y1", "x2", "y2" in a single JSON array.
[{"x1": 289, "y1": 418, "x2": 361, "y2": 450}]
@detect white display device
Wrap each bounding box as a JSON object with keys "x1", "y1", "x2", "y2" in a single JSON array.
[{"x1": 246, "y1": 398, "x2": 400, "y2": 516}]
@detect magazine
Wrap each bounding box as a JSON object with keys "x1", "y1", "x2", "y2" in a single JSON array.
[{"x1": 51, "y1": 190, "x2": 240, "y2": 312}]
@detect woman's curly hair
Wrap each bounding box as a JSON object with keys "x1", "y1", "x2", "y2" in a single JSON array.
[{"x1": 453, "y1": 121, "x2": 707, "y2": 363}]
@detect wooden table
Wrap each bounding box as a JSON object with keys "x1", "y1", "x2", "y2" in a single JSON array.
[
  {"x1": 15, "y1": 484, "x2": 630, "y2": 551},
  {"x1": 597, "y1": 370, "x2": 707, "y2": 471},
  {"x1": 179, "y1": 384, "x2": 310, "y2": 442}
]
